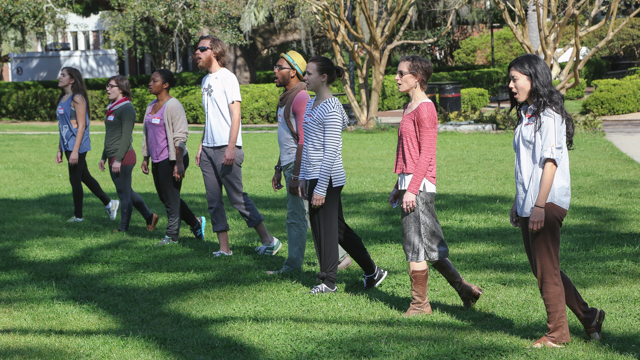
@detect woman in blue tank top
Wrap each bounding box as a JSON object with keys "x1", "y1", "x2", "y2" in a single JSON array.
[{"x1": 56, "y1": 67, "x2": 118, "y2": 223}]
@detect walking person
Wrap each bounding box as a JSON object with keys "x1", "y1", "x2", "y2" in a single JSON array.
[
  {"x1": 390, "y1": 56, "x2": 483, "y2": 316},
  {"x1": 55, "y1": 67, "x2": 118, "y2": 222},
  {"x1": 194, "y1": 35, "x2": 279, "y2": 257},
  {"x1": 141, "y1": 69, "x2": 207, "y2": 245},
  {"x1": 98, "y1": 75, "x2": 158, "y2": 233},
  {"x1": 297, "y1": 56, "x2": 387, "y2": 294},
  {"x1": 507, "y1": 54, "x2": 604, "y2": 348},
  {"x1": 267, "y1": 51, "x2": 352, "y2": 274}
]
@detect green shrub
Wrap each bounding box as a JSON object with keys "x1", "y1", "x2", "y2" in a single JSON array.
[
  {"x1": 574, "y1": 114, "x2": 603, "y2": 132},
  {"x1": 461, "y1": 88, "x2": 489, "y2": 113},
  {"x1": 582, "y1": 79, "x2": 640, "y2": 116},
  {"x1": 431, "y1": 68, "x2": 507, "y2": 95},
  {"x1": 0, "y1": 88, "x2": 59, "y2": 121},
  {"x1": 553, "y1": 78, "x2": 587, "y2": 100},
  {"x1": 453, "y1": 29, "x2": 526, "y2": 66}
]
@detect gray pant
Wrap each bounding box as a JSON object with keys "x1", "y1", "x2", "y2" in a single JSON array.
[
  {"x1": 280, "y1": 163, "x2": 348, "y2": 271},
  {"x1": 200, "y1": 146, "x2": 264, "y2": 232}
]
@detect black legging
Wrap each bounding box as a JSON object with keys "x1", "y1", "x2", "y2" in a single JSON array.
[
  {"x1": 65, "y1": 151, "x2": 111, "y2": 219},
  {"x1": 109, "y1": 163, "x2": 153, "y2": 231},
  {"x1": 308, "y1": 179, "x2": 376, "y2": 289},
  {"x1": 151, "y1": 154, "x2": 198, "y2": 241}
]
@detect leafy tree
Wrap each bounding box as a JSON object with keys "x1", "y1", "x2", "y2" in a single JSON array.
[
  {"x1": 453, "y1": 28, "x2": 526, "y2": 65},
  {"x1": 582, "y1": 17, "x2": 640, "y2": 59},
  {"x1": 309, "y1": 0, "x2": 467, "y2": 127},
  {"x1": 495, "y1": 0, "x2": 640, "y2": 93}
]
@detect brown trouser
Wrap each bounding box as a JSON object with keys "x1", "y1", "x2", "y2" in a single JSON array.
[{"x1": 519, "y1": 202, "x2": 598, "y2": 343}]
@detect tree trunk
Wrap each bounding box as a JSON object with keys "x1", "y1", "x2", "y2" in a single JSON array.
[{"x1": 527, "y1": 0, "x2": 541, "y2": 54}]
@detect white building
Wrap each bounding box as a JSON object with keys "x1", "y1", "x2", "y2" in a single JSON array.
[{"x1": 38, "y1": 12, "x2": 108, "y2": 52}]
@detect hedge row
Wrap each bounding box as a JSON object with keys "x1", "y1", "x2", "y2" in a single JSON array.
[
  {"x1": 0, "y1": 83, "x2": 281, "y2": 124},
  {"x1": 582, "y1": 77, "x2": 640, "y2": 116},
  {"x1": 461, "y1": 88, "x2": 490, "y2": 113},
  {"x1": 553, "y1": 78, "x2": 587, "y2": 100}
]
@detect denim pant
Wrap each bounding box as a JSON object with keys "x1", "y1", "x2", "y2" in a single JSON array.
[
  {"x1": 109, "y1": 163, "x2": 153, "y2": 231},
  {"x1": 280, "y1": 163, "x2": 349, "y2": 271}
]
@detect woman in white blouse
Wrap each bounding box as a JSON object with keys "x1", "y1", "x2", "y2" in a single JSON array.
[
  {"x1": 297, "y1": 56, "x2": 387, "y2": 295},
  {"x1": 508, "y1": 54, "x2": 604, "y2": 348}
]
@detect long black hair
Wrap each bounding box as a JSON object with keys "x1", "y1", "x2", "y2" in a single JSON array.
[
  {"x1": 508, "y1": 54, "x2": 574, "y2": 149},
  {"x1": 58, "y1": 67, "x2": 91, "y2": 119}
]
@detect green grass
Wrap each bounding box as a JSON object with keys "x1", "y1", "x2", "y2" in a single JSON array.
[
  {"x1": 0, "y1": 127, "x2": 639, "y2": 359},
  {"x1": 565, "y1": 100, "x2": 585, "y2": 115}
]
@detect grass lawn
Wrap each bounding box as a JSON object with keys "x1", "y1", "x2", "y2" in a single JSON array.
[
  {"x1": 0, "y1": 126, "x2": 639, "y2": 359},
  {"x1": 564, "y1": 100, "x2": 585, "y2": 115}
]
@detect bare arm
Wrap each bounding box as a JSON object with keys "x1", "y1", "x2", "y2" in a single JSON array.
[
  {"x1": 222, "y1": 101, "x2": 241, "y2": 166},
  {"x1": 529, "y1": 160, "x2": 558, "y2": 231},
  {"x1": 69, "y1": 95, "x2": 87, "y2": 165}
]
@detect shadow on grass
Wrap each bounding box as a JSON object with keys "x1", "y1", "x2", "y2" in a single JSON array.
[{"x1": 0, "y1": 191, "x2": 638, "y2": 359}]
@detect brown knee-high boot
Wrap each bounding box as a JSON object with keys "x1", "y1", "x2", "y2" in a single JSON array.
[
  {"x1": 404, "y1": 267, "x2": 432, "y2": 316},
  {"x1": 431, "y1": 258, "x2": 482, "y2": 308}
]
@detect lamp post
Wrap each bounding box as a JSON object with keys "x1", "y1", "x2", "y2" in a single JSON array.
[{"x1": 488, "y1": 0, "x2": 495, "y2": 68}]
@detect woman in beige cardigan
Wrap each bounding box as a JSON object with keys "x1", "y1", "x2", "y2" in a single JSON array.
[{"x1": 141, "y1": 69, "x2": 206, "y2": 246}]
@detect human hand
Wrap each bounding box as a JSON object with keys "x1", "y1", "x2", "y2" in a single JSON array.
[
  {"x1": 222, "y1": 147, "x2": 235, "y2": 166},
  {"x1": 174, "y1": 161, "x2": 185, "y2": 181},
  {"x1": 68, "y1": 150, "x2": 79, "y2": 165},
  {"x1": 99, "y1": 159, "x2": 106, "y2": 171},
  {"x1": 311, "y1": 193, "x2": 325, "y2": 208},
  {"x1": 141, "y1": 159, "x2": 149, "y2": 175},
  {"x1": 402, "y1": 191, "x2": 417, "y2": 213},
  {"x1": 111, "y1": 160, "x2": 122, "y2": 173},
  {"x1": 297, "y1": 180, "x2": 307, "y2": 200},
  {"x1": 195, "y1": 145, "x2": 202, "y2": 167},
  {"x1": 529, "y1": 206, "x2": 545, "y2": 232},
  {"x1": 509, "y1": 201, "x2": 520, "y2": 227},
  {"x1": 389, "y1": 188, "x2": 401, "y2": 207},
  {"x1": 272, "y1": 171, "x2": 283, "y2": 192},
  {"x1": 56, "y1": 151, "x2": 63, "y2": 164}
]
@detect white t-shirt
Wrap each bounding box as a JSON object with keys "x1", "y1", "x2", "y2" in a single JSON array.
[{"x1": 201, "y1": 68, "x2": 242, "y2": 147}]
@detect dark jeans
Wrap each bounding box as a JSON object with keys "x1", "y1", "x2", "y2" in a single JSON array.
[
  {"x1": 520, "y1": 202, "x2": 598, "y2": 343},
  {"x1": 152, "y1": 154, "x2": 198, "y2": 241},
  {"x1": 109, "y1": 163, "x2": 153, "y2": 231},
  {"x1": 308, "y1": 179, "x2": 376, "y2": 289},
  {"x1": 65, "y1": 151, "x2": 110, "y2": 218},
  {"x1": 200, "y1": 146, "x2": 264, "y2": 232}
]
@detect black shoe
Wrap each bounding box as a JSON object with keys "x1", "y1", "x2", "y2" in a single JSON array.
[{"x1": 363, "y1": 266, "x2": 388, "y2": 289}]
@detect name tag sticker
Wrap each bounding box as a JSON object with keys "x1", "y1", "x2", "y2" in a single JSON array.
[
  {"x1": 58, "y1": 107, "x2": 64, "y2": 115},
  {"x1": 107, "y1": 115, "x2": 115, "y2": 121},
  {"x1": 152, "y1": 117, "x2": 161, "y2": 124}
]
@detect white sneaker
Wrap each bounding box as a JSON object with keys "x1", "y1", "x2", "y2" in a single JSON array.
[
  {"x1": 106, "y1": 200, "x2": 119, "y2": 220},
  {"x1": 213, "y1": 250, "x2": 233, "y2": 257},
  {"x1": 67, "y1": 216, "x2": 84, "y2": 223}
]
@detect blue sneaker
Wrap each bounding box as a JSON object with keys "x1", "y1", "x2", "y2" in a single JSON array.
[
  {"x1": 191, "y1": 216, "x2": 206, "y2": 240},
  {"x1": 155, "y1": 236, "x2": 178, "y2": 246}
]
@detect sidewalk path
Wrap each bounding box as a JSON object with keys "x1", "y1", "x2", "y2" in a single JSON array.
[{"x1": 601, "y1": 112, "x2": 640, "y2": 163}]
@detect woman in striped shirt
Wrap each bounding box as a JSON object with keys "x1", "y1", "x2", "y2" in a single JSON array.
[
  {"x1": 389, "y1": 56, "x2": 482, "y2": 316},
  {"x1": 298, "y1": 56, "x2": 387, "y2": 295}
]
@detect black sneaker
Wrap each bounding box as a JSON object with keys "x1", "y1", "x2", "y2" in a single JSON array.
[
  {"x1": 190, "y1": 216, "x2": 206, "y2": 240},
  {"x1": 363, "y1": 266, "x2": 387, "y2": 289},
  {"x1": 309, "y1": 283, "x2": 337, "y2": 295}
]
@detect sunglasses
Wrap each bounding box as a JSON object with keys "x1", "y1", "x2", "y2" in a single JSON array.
[
  {"x1": 195, "y1": 46, "x2": 212, "y2": 52},
  {"x1": 274, "y1": 65, "x2": 293, "y2": 71},
  {"x1": 396, "y1": 70, "x2": 416, "y2": 78}
]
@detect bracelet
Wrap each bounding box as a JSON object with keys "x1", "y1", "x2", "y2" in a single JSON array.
[
  {"x1": 291, "y1": 175, "x2": 299, "y2": 180},
  {"x1": 534, "y1": 204, "x2": 545, "y2": 209}
]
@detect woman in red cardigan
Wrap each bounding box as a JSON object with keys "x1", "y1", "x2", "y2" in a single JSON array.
[{"x1": 389, "y1": 55, "x2": 483, "y2": 316}]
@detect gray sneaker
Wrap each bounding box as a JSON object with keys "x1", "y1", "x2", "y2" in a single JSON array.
[
  {"x1": 155, "y1": 236, "x2": 177, "y2": 246},
  {"x1": 106, "y1": 200, "x2": 119, "y2": 220},
  {"x1": 67, "y1": 216, "x2": 84, "y2": 223},
  {"x1": 309, "y1": 283, "x2": 337, "y2": 295}
]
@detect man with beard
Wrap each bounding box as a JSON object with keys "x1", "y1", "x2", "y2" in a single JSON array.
[
  {"x1": 194, "y1": 35, "x2": 280, "y2": 257},
  {"x1": 266, "y1": 51, "x2": 352, "y2": 274}
]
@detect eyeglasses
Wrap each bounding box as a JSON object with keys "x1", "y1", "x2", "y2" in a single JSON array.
[
  {"x1": 106, "y1": 84, "x2": 118, "y2": 89},
  {"x1": 195, "y1": 46, "x2": 212, "y2": 52},
  {"x1": 274, "y1": 65, "x2": 293, "y2": 72},
  {"x1": 396, "y1": 70, "x2": 416, "y2": 78}
]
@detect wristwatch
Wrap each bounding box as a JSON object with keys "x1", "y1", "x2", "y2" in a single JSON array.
[{"x1": 274, "y1": 165, "x2": 282, "y2": 171}]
